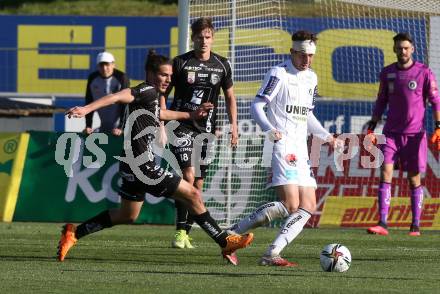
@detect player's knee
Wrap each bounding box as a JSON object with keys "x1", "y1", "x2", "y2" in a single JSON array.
[
  {"x1": 381, "y1": 167, "x2": 393, "y2": 182},
  {"x1": 183, "y1": 187, "x2": 204, "y2": 212},
  {"x1": 190, "y1": 187, "x2": 202, "y2": 203},
  {"x1": 183, "y1": 169, "x2": 195, "y2": 184},
  {"x1": 283, "y1": 203, "x2": 299, "y2": 214},
  {"x1": 301, "y1": 202, "x2": 316, "y2": 214}
]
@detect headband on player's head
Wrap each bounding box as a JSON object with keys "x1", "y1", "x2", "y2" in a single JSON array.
[{"x1": 292, "y1": 40, "x2": 316, "y2": 54}]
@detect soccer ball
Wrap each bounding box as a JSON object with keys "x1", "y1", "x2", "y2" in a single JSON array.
[{"x1": 320, "y1": 243, "x2": 351, "y2": 272}]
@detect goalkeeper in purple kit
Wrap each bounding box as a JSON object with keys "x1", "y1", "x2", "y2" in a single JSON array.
[{"x1": 366, "y1": 32, "x2": 440, "y2": 236}]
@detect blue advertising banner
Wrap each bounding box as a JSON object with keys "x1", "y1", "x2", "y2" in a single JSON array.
[
  {"x1": 0, "y1": 15, "x2": 177, "y2": 93},
  {"x1": 0, "y1": 15, "x2": 426, "y2": 97}
]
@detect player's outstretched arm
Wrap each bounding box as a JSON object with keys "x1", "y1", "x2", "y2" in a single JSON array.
[
  {"x1": 160, "y1": 102, "x2": 214, "y2": 121},
  {"x1": 66, "y1": 88, "x2": 134, "y2": 118},
  {"x1": 307, "y1": 111, "x2": 343, "y2": 150}
]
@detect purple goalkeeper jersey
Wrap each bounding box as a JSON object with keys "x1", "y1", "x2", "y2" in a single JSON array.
[{"x1": 372, "y1": 61, "x2": 440, "y2": 134}]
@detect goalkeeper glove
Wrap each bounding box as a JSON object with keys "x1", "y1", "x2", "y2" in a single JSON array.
[
  {"x1": 431, "y1": 121, "x2": 440, "y2": 150},
  {"x1": 365, "y1": 120, "x2": 377, "y2": 146},
  {"x1": 366, "y1": 120, "x2": 377, "y2": 132}
]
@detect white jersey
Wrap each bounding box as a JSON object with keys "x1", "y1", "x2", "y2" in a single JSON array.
[
  {"x1": 256, "y1": 59, "x2": 318, "y2": 187},
  {"x1": 257, "y1": 59, "x2": 317, "y2": 154}
]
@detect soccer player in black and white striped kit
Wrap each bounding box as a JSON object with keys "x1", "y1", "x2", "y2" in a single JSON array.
[
  {"x1": 57, "y1": 51, "x2": 252, "y2": 262},
  {"x1": 161, "y1": 17, "x2": 239, "y2": 252}
]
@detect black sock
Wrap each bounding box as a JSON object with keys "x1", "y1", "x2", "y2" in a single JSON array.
[
  {"x1": 185, "y1": 216, "x2": 194, "y2": 235},
  {"x1": 378, "y1": 221, "x2": 388, "y2": 229},
  {"x1": 175, "y1": 200, "x2": 189, "y2": 231},
  {"x1": 193, "y1": 211, "x2": 228, "y2": 247},
  {"x1": 75, "y1": 210, "x2": 113, "y2": 239}
]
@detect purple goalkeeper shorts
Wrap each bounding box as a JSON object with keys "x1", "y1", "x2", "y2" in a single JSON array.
[{"x1": 381, "y1": 132, "x2": 427, "y2": 173}]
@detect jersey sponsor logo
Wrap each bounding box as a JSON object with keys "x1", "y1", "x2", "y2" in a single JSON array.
[
  {"x1": 190, "y1": 89, "x2": 204, "y2": 104},
  {"x1": 183, "y1": 102, "x2": 200, "y2": 110},
  {"x1": 285, "y1": 169, "x2": 298, "y2": 181},
  {"x1": 187, "y1": 71, "x2": 196, "y2": 84},
  {"x1": 210, "y1": 73, "x2": 220, "y2": 85},
  {"x1": 174, "y1": 147, "x2": 192, "y2": 153},
  {"x1": 386, "y1": 73, "x2": 396, "y2": 80},
  {"x1": 205, "y1": 67, "x2": 223, "y2": 73},
  {"x1": 408, "y1": 80, "x2": 417, "y2": 90},
  {"x1": 285, "y1": 105, "x2": 309, "y2": 116},
  {"x1": 139, "y1": 86, "x2": 153, "y2": 92},
  {"x1": 185, "y1": 66, "x2": 202, "y2": 71},
  {"x1": 184, "y1": 65, "x2": 223, "y2": 73},
  {"x1": 262, "y1": 76, "x2": 279, "y2": 96},
  {"x1": 175, "y1": 136, "x2": 192, "y2": 147}
]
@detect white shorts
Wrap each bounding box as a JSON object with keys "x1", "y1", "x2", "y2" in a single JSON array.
[{"x1": 266, "y1": 145, "x2": 317, "y2": 189}]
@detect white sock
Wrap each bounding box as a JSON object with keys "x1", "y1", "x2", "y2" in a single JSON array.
[
  {"x1": 265, "y1": 208, "x2": 311, "y2": 257},
  {"x1": 229, "y1": 202, "x2": 289, "y2": 234}
]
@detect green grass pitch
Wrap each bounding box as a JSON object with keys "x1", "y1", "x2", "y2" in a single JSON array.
[{"x1": 0, "y1": 222, "x2": 439, "y2": 293}]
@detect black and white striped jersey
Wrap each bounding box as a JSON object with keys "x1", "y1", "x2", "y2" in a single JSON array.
[{"x1": 169, "y1": 50, "x2": 233, "y2": 133}]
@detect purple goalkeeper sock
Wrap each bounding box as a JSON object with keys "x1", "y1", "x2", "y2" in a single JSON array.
[
  {"x1": 378, "y1": 182, "x2": 391, "y2": 225},
  {"x1": 411, "y1": 186, "x2": 424, "y2": 227}
]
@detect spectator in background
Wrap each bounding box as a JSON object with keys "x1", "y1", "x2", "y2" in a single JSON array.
[{"x1": 84, "y1": 51, "x2": 130, "y2": 136}]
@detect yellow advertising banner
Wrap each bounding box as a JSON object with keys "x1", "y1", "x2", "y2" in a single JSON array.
[
  {"x1": 320, "y1": 196, "x2": 440, "y2": 230},
  {"x1": 0, "y1": 133, "x2": 29, "y2": 222}
]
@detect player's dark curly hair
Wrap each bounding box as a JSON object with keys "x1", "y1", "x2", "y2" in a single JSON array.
[
  {"x1": 191, "y1": 17, "x2": 215, "y2": 37},
  {"x1": 292, "y1": 30, "x2": 318, "y2": 43},
  {"x1": 393, "y1": 32, "x2": 413, "y2": 44},
  {"x1": 144, "y1": 49, "x2": 172, "y2": 74}
]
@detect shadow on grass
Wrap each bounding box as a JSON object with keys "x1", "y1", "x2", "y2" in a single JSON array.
[{"x1": 57, "y1": 268, "x2": 435, "y2": 283}]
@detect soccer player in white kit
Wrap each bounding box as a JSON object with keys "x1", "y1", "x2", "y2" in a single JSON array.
[{"x1": 226, "y1": 30, "x2": 340, "y2": 266}]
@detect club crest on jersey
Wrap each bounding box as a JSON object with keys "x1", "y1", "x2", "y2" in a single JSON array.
[
  {"x1": 187, "y1": 71, "x2": 196, "y2": 84},
  {"x1": 408, "y1": 80, "x2": 417, "y2": 90},
  {"x1": 285, "y1": 153, "x2": 297, "y2": 166},
  {"x1": 210, "y1": 73, "x2": 220, "y2": 85}
]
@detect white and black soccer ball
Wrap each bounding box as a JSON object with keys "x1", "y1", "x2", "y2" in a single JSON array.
[{"x1": 320, "y1": 243, "x2": 351, "y2": 272}]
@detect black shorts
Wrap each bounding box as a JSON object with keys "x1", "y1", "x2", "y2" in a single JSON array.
[
  {"x1": 118, "y1": 161, "x2": 181, "y2": 202},
  {"x1": 169, "y1": 125, "x2": 215, "y2": 179}
]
